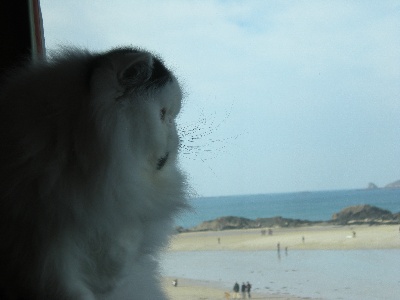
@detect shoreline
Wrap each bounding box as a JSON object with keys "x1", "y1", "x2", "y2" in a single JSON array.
[{"x1": 168, "y1": 224, "x2": 400, "y2": 251}]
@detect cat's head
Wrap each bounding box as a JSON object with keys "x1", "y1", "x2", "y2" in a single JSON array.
[{"x1": 88, "y1": 48, "x2": 183, "y2": 174}]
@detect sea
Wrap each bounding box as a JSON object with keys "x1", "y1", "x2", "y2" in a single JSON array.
[
  {"x1": 161, "y1": 188, "x2": 400, "y2": 300},
  {"x1": 176, "y1": 188, "x2": 400, "y2": 228}
]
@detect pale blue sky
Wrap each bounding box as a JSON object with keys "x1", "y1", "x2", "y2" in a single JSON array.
[{"x1": 41, "y1": 0, "x2": 400, "y2": 196}]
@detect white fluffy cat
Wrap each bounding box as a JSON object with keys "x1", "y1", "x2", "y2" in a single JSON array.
[{"x1": 0, "y1": 48, "x2": 188, "y2": 299}]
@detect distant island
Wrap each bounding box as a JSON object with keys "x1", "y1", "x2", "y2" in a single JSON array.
[
  {"x1": 367, "y1": 179, "x2": 400, "y2": 189},
  {"x1": 177, "y1": 204, "x2": 400, "y2": 232}
]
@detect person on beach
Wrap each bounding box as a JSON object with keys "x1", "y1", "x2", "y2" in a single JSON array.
[
  {"x1": 233, "y1": 282, "x2": 240, "y2": 298},
  {"x1": 246, "y1": 282, "x2": 252, "y2": 298},
  {"x1": 172, "y1": 279, "x2": 178, "y2": 287},
  {"x1": 241, "y1": 282, "x2": 247, "y2": 298}
]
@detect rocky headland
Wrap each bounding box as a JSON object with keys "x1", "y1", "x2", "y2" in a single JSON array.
[
  {"x1": 178, "y1": 204, "x2": 400, "y2": 232},
  {"x1": 384, "y1": 179, "x2": 400, "y2": 189}
]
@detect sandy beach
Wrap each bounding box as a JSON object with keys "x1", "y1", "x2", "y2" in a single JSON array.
[
  {"x1": 162, "y1": 224, "x2": 399, "y2": 299},
  {"x1": 168, "y1": 224, "x2": 400, "y2": 251}
]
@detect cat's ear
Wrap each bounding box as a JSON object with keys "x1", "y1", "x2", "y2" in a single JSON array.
[{"x1": 114, "y1": 52, "x2": 153, "y2": 88}]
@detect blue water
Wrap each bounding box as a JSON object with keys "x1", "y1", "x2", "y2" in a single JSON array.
[
  {"x1": 161, "y1": 250, "x2": 400, "y2": 300},
  {"x1": 177, "y1": 189, "x2": 400, "y2": 228}
]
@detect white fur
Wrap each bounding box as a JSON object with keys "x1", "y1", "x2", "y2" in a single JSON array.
[{"x1": 0, "y1": 48, "x2": 188, "y2": 299}]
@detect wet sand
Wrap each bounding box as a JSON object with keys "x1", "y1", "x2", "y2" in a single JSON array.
[{"x1": 162, "y1": 277, "x2": 312, "y2": 300}]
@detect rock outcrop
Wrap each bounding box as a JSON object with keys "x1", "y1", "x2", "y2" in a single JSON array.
[
  {"x1": 190, "y1": 216, "x2": 253, "y2": 231},
  {"x1": 188, "y1": 216, "x2": 319, "y2": 232},
  {"x1": 331, "y1": 204, "x2": 398, "y2": 225},
  {"x1": 367, "y1": 182, "x2": 378, "y2": 189}
]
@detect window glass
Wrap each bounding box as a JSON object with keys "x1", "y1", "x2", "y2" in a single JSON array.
[{"x1": 40, "y1": 2, "x2": 400, "y2": 299}]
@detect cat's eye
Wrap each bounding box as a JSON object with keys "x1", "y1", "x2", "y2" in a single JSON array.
[{"x1": 160, "y1": 108, "x2": 166, "y2": 121}]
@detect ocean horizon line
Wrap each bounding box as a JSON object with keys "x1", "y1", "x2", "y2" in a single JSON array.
[{"x1": 194, "y1": 186, "x2": 400, "y2": 199}]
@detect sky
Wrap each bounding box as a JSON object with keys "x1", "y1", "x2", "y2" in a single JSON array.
[{"x1": 40, "y1": 0, "x2": 400, "y2": 197}]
